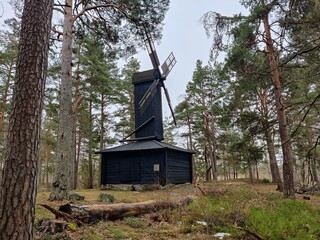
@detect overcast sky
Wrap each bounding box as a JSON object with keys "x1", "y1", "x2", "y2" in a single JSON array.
[
  {"x1": 0, "y1": 1, "x2": 247, "y2": 118},
  {"x1": 136, "y1": 1, "x2": 247, "y2": 118}
]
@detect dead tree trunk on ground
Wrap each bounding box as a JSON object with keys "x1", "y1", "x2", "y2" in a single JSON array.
[{"x1": 40, "y1": 196, "x2": 194, "y2": 224}]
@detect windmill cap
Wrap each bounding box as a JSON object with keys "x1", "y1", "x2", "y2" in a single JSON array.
[{"x1": 132, "y1": 69, "x2": 165, "y2": 85}]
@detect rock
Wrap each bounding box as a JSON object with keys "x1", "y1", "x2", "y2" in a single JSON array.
[
  {"x1": 133, "y1": 185, "x2": 147, "y2": 191},
  {"x1": 101, "y1": 184, "x2": 132, "y2": 191},
  {"x1": 68, "y1": 193, "x2": 85, "y2": 201},
  {"x1": 98, "y1": 193, "x2": 115, "y2": 203},
  {"x1": 159, "y1": 183, "x2": 175, "y2": 190},
  {"x1": 213, "y1": 232, "x2": 232, "y2": 239},
  {"x1": 196, "y1": 221, "x2": 208, "y2": 226},
  {"x1": 114, "y1": 184, "x2": 134, "y2": 191}
]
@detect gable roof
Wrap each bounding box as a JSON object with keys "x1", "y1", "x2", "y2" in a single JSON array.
[{"x1": 96, "y1": 140, "x2": 193, "y2": 154}]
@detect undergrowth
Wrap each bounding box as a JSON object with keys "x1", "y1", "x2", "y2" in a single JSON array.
[
  {"x1": 247, "y1": 199, "x2": 320, "y2": 239},
  {"x1": 35, "y1": 183, "x2": 320, "y2": 239}
]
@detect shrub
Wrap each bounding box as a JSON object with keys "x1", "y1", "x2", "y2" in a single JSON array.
[{"x1": 260, "y1": 178, "x2": 271, "y2": 184}]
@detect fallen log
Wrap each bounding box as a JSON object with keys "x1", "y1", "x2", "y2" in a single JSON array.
[
  {"x1": 40, "y1": 196, "x2": 195, "y2": 224},
  {"x1": 39, "y1": 203, "x2": 84, "y2": 226}
]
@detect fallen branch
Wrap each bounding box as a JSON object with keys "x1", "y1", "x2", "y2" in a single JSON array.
[
  {"x1": 235, "y1": 226, "x2": 264, "y2": 240},
  {"x1": 40, "y1": 196, "x2": 195, "y2": 224},
  {"x1": 39, "y1": 204, "x2": 84, "y2": 226}
]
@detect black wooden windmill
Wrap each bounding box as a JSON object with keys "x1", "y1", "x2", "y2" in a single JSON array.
[
  {"x1": 122, "y1": 27, "x2": 177, "y2": 142},
  {"x1": 97, "y1": 28, "x2": 193, "y2": 186}
]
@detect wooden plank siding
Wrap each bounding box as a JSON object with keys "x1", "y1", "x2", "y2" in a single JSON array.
[
  {"x1": 133, "y1": 77, "x2": 164, "y2": 141},
  {"x1": 167, "y1": 150, "x2": 193, "y2": 184},
  {"x1": 99, "y1": 141, "x2": 193, "y2": 186}
]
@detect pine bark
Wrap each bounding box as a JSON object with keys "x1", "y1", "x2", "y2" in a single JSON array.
[
  {"x1": 50, "y1": 0, "x2": 74, "y2": 200},
  {"x1": 0, "y1": 0, "x2": 53, "y2": 238},
  {"x1": 262, "y1": 11, "x2": 295, "y2": 198}
]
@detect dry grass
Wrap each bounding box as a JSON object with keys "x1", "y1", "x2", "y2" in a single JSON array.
[{"x1": 35, "y1": 180, "x2": 320, "y2": 240}]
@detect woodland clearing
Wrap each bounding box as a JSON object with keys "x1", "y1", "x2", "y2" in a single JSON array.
[{"x1": 35, "y1": 180, "x2": 320, "y2": 240}]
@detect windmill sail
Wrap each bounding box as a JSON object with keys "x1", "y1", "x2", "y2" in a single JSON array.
[
  {"x1": 162, "y1": 82, "x2": 177, "y2": 126},
  {"x1": 161, "y1": 52, "x2": 177, "y2": 77},
  {"x1": 145, "y1": 32, "x2": 160, "y2": 70},
  {"x1": 139, "y1": 27, "x2": 177, "y2": 126},
  {"x1": 138, "y1": 79, "x2": 159, "y2": 113}
]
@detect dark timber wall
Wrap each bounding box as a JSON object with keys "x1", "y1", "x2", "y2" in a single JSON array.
[
  {"x1": 167, "y1": 150, "x2": 193, "y2": 184},
  {"x1": 101, "y1": 149, "x2": 166, "y2": 185},
  {"x1": 132, "y1": 70, "x2": 164, "y2": 141},
  {"x1": 99, "y1": 141, "x2": 193, "y2": 186}
]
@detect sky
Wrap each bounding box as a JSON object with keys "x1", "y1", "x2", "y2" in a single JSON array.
[
  {"x1": 135, "y1": 1, "x2": 247, "y2": 118},
  {"x1": 0, "y1": 1, "x2": 247, "y2": 118}
]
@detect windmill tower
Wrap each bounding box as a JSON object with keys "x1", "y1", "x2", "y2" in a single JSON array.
[{"x1": 122, "y1": 29, "x2": 176, "y2": 142}]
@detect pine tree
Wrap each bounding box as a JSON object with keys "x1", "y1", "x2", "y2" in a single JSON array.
[
  {"x1": 0, "y1": 0, "x2": 53, "y2": 238},
  {"x1": 113, "y1": 58, "x2": 140, "y2": 140},
  {"x1": 0, "y1": 18, "x2": 20, "y2": 155},
  {"x1": 51, "y1": 0, "x2": 170, "y2": 200}
]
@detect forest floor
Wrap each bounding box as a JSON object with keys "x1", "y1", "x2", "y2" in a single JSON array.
[{"x1": 35, "y1": 179, "x2": 320, "y2": 240}]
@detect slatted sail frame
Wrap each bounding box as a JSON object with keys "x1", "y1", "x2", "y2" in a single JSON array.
[{"x1": 161, "y1": 52, "x2": 177, "y2": 77}]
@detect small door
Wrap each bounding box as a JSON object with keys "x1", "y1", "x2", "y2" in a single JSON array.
[{"x1": 120, "y1": 157, "x2": 140, "y2": 183}]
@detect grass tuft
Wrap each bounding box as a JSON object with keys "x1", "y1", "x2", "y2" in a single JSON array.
[{"x1": 248, "y1": 199, "x2": 320, "y2": 239}]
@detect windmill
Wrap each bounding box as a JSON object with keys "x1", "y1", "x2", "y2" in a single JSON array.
[
  {"x1": 121, "y1": 28, "x2": 177, "y2": 142},
  {"x1": 138, "y1": 30, "x2": 177, "y2": 124},
  {"x1": 98, "y1": 28, "x2": 194, "y2": 187}
]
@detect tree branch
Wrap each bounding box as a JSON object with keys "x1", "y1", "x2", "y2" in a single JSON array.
[{"x1": 73, "y1": 4, "x2": 130, "y2": 23}]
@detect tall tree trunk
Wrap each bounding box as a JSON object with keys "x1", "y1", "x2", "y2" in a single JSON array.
[
  {"x1": 203, "y1": 110, "x2": 217, "y2": 180},
  {"x1": 72, "y1": 61, "x2": 82, "y2": 189},
  {"x1": 75, "y1": 131, "x2": 82, "y2": 188},
  {"x1": 262, "y1": 11, "x2": 295, "y2": 198},
  {"x1": 71, "y1": 112, "x2": 77, "y2": 190},
  {"x1": 98, "y1": 93, "x2": 106, "y2": 186},
  {"x1": 0, "y1": 0, "x2": 53, "y2": 238},
  {"x1": 0, "y1": 61, "x2": 14, "y2": 133},
  {"x1": 223, "y1": 157, "x2": 227, "y2": 180},
  {"x1": 301, "y1": 160, "x2": 306, "y2": 184},
  {"x1": 87, "y1": 98, "x2": 93, "y2": 189},
  {"x1": 265, "y1": 129, "x2": 283, "y2": 190},
  {"x1": 204, "y1": 146, "x2": 210, "y2": 181},
  {"x1": 248, "y1": 163, "x2": 254, "y2": 184},
  {"x1": 50, "y1": 0, "x2": 74, "y2": 200},
  {"x1": 45, "y1": 144, "x2": 50, "y2": 189},
  {"x1": 187, "y1": 115, "x2": 193, "y2": 150},
  {"x1": 258, "y1": 90, "x2": 283, "y2": 190},
  {"x1": 310, "y1": 157, "x2": 318, "y2": 184}
]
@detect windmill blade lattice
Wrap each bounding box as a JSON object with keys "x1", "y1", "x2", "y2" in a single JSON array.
[
  {"x1": 138, "y1": 79, "x2": 159, "y2": 113},
  {"x1": 161, "y1": 52, "x2": 177, "y2": 77}
]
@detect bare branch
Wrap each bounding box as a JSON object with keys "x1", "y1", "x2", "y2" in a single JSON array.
[
  {"x1": 73, "y1": 4, "x2": 130, "y2": 23},
  {"x1": 291, "y1": 94, "x2": 320, "y2": 138}
]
